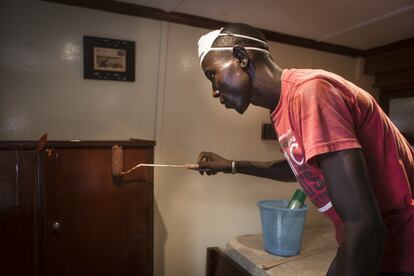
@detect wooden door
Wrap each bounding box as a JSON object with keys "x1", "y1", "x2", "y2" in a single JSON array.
[{"x1": 40, "y1": 147, "x2": 153, "y2": 276}]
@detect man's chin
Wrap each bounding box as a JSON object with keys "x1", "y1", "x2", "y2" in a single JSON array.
[{"x1": 235, "y1": 105, "x2": 249, "y2": 114}]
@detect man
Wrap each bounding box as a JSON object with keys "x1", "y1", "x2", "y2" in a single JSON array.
[{"x1": 195, "y1": 23, "x2": 414, "y2": 276}]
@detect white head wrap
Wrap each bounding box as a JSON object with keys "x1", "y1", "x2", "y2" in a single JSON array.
[{"x1": 197, "y1": 28, "x2": 270, "y2": 65}]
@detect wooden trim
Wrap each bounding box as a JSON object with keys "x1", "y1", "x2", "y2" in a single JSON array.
[
  {"x1": 42, "y1": 0, "x2": 364, "y2": 57},
  {"x1": 364, "y1": 47, "x2": 414, "y2": 74},
  {"x1": 0, "y1": 140, "x2": 156, "y2": 149},
  {"x1": 261, "y1": 30, "x2": 363, "y2": 57},
  {"x1": 364, "y1": 37, "x2": 414, "y2": 74},
  {"x1": 34, "y1": 153, "x2": 42, "y2": 276},
  {"x1": 373, "y1": 67, "x2": 414, "y2": 89},
  {"x1": 37, "y1": 153, "x2": 46, "y2": 276},
  {"x1": 365, "y1": 37, "x2": 414, "y2": 57}
]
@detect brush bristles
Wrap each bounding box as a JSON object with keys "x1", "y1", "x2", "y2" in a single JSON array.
[{"x1": 112, "y1": 145, "x2": 123, "y2": 176}]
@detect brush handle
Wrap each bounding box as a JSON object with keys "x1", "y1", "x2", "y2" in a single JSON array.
[
  {"x1": 138, "y1": 164, "x2": 187, "y2": 168},
  {"x1": 112, "y1": 145, "x2": 206, "y2": 176},
  {"x1": 121, "y1": 163, "x2": 204, "y2": 175}
]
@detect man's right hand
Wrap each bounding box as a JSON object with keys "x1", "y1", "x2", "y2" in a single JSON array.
[
  {"x1": 196, "y1": 152, "x2": 232, "y2": 175},
  {"x1": 194, "y1": 153, "x2": 296, "y2": 182}
]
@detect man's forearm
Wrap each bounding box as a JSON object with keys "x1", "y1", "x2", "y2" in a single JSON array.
[
  {"x1": 335, "y1": 221, "x2": 386, "y2": 276},
  {"x1": 234, "y1": 160, "x2": 296, "y2": 182},
  {"x1": 326, "y1": 253, "x2": 338, "y2": 276},
  {"x1": 318, "y1": 149, "x2": 387, "y2": 276}
]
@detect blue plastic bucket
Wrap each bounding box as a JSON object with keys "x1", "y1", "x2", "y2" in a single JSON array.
[{"x1": 257, "y1": 199, "x2": 308, "y2": 256}]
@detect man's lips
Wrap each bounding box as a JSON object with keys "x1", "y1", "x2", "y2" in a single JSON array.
[
  {"x1": 224, "y1": 102, "x2": 233, "y2": 109},
  {"x1": 219, "y1": 96, "x2": 236, "y2": 109},
  {"x1": 220, "y1": 98, "x2": 231, "y2": 108}
]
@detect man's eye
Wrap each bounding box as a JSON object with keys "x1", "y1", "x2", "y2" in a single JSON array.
[{"x1": 206, "y1": 71, "x2": 214, "y2": 80}]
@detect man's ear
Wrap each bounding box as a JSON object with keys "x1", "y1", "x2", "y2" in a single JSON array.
[{"x1": 233, "y1": 46, "x2": 249, "y2": 68}]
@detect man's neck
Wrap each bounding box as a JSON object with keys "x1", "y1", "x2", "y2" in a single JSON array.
[{"x1": 250, "y1": 62, "x2": 283, "y2": 112}]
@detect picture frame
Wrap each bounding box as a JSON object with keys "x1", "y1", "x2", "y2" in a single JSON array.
[
  {"x1": 261, "y1": 123, "x2": 277, "y2": 140},
  {"x1": 83, "y1": 36, "x2": 135, "y2": 81}
]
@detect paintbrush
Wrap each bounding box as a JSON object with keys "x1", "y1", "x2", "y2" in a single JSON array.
[{"x1": 112, "y1": 145, "x2": 200, "y2": 176}]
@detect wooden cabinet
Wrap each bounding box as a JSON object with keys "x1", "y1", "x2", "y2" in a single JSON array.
[
  {"x1": 364, "y1": 39, "x2": 414, "y2": 143},
  {"x1": 206, "y1": 248, "x2": 251, "y2": 276},
  {"x1": 0, "y1": 148, "x2": 37, "y2": 276},
  {"x1": 0, "y1": 140, "x2": 154, "y2": 276},
  {"x1": 364, "y1": 38, "x2": 414, "y2": 113}
]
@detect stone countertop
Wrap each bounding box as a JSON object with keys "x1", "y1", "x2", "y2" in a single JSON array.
[{"x1": 224, "y1": 227, "x2": 338, "y2": 276}]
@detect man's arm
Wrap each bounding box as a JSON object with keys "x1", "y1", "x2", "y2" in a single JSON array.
[
  {"x1": 326, "y1": 253, "x2": 338, "y2": 276},
  {"x1": 234, "y1": 159, "x2": 296, "y2": 182},
  {"x1": 196, "y1": 151, "x2": 296, "y2": 182},
  {"x1": 318, "y1": 148, "x2": 386, "y2": 276}
]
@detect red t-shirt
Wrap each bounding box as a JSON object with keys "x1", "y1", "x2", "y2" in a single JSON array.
[{"x1": 271, "y1": 68, "x2": 414, "y2": 272}]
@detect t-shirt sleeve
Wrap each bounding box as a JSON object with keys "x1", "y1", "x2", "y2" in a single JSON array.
[{"x1": 290, "y1": 78, "x2": 361, "y2": 166}]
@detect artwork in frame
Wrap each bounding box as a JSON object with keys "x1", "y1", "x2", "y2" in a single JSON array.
[{"x1": 83, "y1": 36, "x2": 135, "y2": 81}]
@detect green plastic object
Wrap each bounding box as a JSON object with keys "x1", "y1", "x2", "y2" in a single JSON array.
[{"x1": 287, "y1": 189, "x2": 307, "y2": 209}]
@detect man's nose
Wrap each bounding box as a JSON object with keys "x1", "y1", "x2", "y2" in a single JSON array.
[
  {"x1": 212, "y1": 83, "x2": 221, "y2": 98},
  {"x1": 212, "y1": 89, "x2": 221, "y2": 98}
]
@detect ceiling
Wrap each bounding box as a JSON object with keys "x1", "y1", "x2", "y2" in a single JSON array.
[{"x1": 116, "y1": 0, "x2": 414, "y2": 50}]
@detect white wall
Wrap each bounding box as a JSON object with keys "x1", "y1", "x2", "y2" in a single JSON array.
[
  {"x1": 0, "y1": 2, "x2": 376, "y2": 276},
  {"x1": 0, "y1": 0, "x2": 161, "y2": 140}
]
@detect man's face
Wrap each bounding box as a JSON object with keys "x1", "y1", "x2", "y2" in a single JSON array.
[{"x1": 201, "y1": 52, "x2": 251, "y2": 114}]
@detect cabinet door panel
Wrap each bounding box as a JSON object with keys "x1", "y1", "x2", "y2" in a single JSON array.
[
  {"x1": 0, "y1": 150, "x2": 37, "y2": 276},
  {"x1": 41, "y1": 147, "x2": 153, "y2": 276}
]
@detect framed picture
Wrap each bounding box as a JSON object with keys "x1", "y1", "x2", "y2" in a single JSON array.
[{"x1": 83, "y1": 36, "x2": 135, "y2": 81}]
